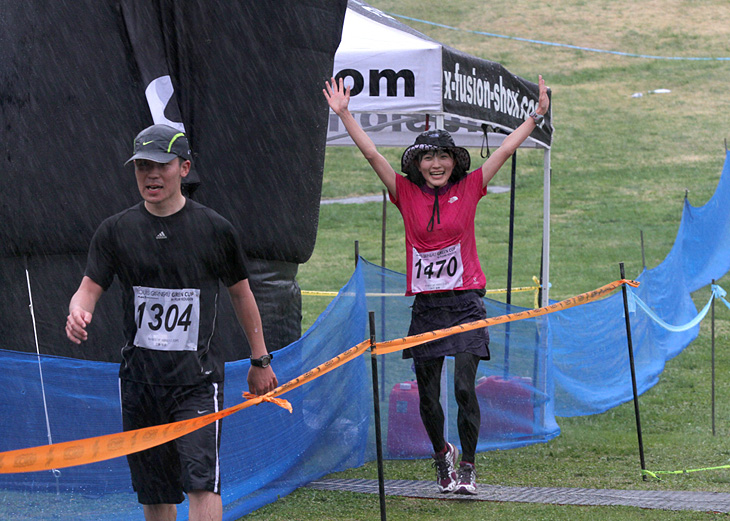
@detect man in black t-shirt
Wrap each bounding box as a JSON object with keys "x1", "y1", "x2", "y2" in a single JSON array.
[{"x1": 66, "y1": 124, "x2": 277, "y2": 521}]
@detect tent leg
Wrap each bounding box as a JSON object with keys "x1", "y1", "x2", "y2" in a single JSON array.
[
  {"x1": 540, "y1": 150, "x2": 551, "y2": 307},
  {"x1": 620, "y1": 262, "x2": 647, "y2": 480},
  {"x1": 507, "y1": 151, "x2": 517, "y2": 303},
  {"x1": 710, "y1": 279, "x2": 715, "y2": 436},
  {"x1": 381, "y1": 190, "x2": 387, "y2": 401},
  {"x1": 504, "y1": 152, "x2": 517, "y2": 377},
  {"x1": 369, "y1": 312, "x2": 387, "y2": 520}
]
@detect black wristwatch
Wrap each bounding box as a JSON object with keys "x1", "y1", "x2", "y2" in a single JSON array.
[
  {"x1": 250, "y1": 353, "x2": 273, "y2": 368},
  {"x1": 530, "y1": 111, "x2": 544, "y2": 125}
]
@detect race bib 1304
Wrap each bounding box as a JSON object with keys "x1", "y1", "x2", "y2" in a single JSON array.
[{"x1": 133, "y1": 286, "x2": 200, "y2": 351}]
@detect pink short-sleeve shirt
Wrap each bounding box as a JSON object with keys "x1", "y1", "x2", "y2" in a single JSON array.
[{"x1": 391, "y1": 169, "x2": 487, "y2": 296}]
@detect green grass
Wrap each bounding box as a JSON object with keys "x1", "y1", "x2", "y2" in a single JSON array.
[{"x1": 255, "y1": 0, "x2": 730, "y2": 519}]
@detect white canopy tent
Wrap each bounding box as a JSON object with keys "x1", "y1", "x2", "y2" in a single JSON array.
[{"x1": 328, "y1": 0, "x2": 554, "y2": 305}]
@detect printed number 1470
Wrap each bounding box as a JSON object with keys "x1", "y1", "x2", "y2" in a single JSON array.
[{"x1": 415, "y1": 256, "x2": 458, "y2": 279}]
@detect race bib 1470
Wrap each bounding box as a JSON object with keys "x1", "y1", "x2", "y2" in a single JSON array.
[
  {"x1": 133, "y1": 286, "x2": 200, "y2": 351},
  {"x1": 411, "y1": 244, "x2": 464, "y2": 293}
]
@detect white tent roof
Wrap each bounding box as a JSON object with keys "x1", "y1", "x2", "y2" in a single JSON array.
[{"x1": 328, "y1": 0, "x2": 553, "y2": 149}]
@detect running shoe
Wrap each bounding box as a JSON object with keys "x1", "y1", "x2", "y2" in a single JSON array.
[
  {"x1": 454, "y1": 462, "x2": 477, "y2": 495},
  {"x1": 431, "y1": 442, "x2": 459, "y2": 493}
]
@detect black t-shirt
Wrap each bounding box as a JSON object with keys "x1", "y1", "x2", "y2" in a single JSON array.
[{"x1": 85, "y1": 199, "x2": 249, "y2": 385}]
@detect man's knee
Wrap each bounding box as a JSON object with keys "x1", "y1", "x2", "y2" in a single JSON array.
[
  {"x1": 188, "y1": 489, "x2": 222, "y2": 521},
  {"x1": 143, "y1": 503, "x2": 176, "y2": 521}
]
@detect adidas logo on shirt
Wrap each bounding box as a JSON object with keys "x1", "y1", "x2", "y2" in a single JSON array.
[{"x1": 156, "y1": 231, "x2": 168, "y2": 240}]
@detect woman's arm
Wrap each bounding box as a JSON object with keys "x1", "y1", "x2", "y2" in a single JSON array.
[
  {"x1": 324, "y1": 77, "x2": 398, "y2": 196},
  {"x1": 481, "y1": 75, "x2": 550, "y2": 188}
]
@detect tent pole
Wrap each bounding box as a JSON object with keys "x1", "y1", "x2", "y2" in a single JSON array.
[
  {"x1": 381, "y1": 190, "x2": 387, "y2": 400},
  {"x1": 537, "y1": 149, "x2": 552, "y2": 429},
  {"x1": 504, "y1": 152, "x2": 517, "y2": 377},
  {"x1": 710, "y1": 279, "x2": 715, "y2": 436},
  {"x1": 540, "y1": 150, "x2": 551, "y2": 307},
  {"x1": 369, "y1": 311, "x2": 388, "y2": 521},
  {"x1": 381, "y1": 190, "x2": 387, "y2": 267},
  {"x1": 537, "y1": 243, "x2": 543, "y2": 308},
  {"x1": 507, "y1": 152, "x2": 516, "y2": 302},
  {"x1": 620, "y1": 262, "x2": 647, "y2": 480},
  {"x1": 533, "y1": 243, "x2": 543, "y2": 386}
]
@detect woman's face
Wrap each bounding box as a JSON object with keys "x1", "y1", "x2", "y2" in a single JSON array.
[{"x1": 418, "y1": 148, "x2": 455, "y2": 189}]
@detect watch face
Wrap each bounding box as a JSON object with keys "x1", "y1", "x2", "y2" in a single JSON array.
[{"x1": 253, "y1": 354, "x2": 271, "y2": 368}]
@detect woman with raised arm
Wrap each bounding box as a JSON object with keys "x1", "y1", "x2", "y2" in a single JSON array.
[{"x1": 324, "y1": 75, "x2": 550, "y2": 495}]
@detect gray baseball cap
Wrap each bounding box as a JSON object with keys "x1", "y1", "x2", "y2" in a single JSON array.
[{"x1": 125, "y1": 124, "x2": 192, "y2": 165}]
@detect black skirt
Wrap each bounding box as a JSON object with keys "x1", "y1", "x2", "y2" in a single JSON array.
[{"x1": 404, "y1": 289, "x2": 490, "y2": 362}]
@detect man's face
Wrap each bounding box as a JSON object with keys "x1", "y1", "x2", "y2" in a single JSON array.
[{"x1": 134, "y1": 158, "x2": 190, "y2": 209}]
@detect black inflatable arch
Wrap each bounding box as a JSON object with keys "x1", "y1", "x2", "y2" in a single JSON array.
[{"x1": 0, "y1": 0, "x2": 348, "y2": 361}]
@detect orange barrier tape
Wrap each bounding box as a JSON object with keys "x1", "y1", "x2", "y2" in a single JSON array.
[
  {"x1": 0, "y1": 280, "x2": 635, "y2": 475},
  {"x1": 242, "y1": 393, "x2": 293, "y2": 412},
  {"x1": 0, "y1": 340, "x2": 371, "y2": 475},
  {"x1": 268, "y1": 340, "x2": 371, "y2": 397},
  {"x1": 372, "y1": 279, "x2": 639, "y2": 355},
  {"x1": 0, "y1": 393, "x2": 285, "y2": 474}
]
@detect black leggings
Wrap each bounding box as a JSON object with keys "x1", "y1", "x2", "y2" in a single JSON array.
[{"x1": 414, "y1": 352, "x2": 481, "y2": 463}]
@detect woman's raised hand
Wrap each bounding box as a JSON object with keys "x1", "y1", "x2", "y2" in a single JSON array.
[
  {"x1": 323, "y1": 77, "x2": 351, "y2": 116},
  {"x1": 536, "y1": 75, "x2": 550, "y2": 116}
]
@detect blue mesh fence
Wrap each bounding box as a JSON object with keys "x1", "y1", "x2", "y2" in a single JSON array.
[
  {"x1": 0, "y1": 267, "x2": 370, "y2": 520},
  {"x1": 553, "y1": 150, "x2": 730, "y2": 416},
  {"x1": 1, "y1": 151, "x2": 728, "y2": 519}
]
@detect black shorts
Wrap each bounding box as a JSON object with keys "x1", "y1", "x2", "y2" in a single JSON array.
[
  {"x1": 120, "y1": 379, "x2": 224, "y2": 505},
  {"x1": 405, "y1": 289, "x2": 490, "y2": 362}
]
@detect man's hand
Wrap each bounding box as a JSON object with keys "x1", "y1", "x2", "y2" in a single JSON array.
[
  {"x1": 66, "y1": 308, "x2": 92, "y2": 344},
  {"x1": 66, "y1": 276, "x2": 104, "y2": 344},
  {"x1": 247, "y1": 365, "x2": 278, "y2": 396}
]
